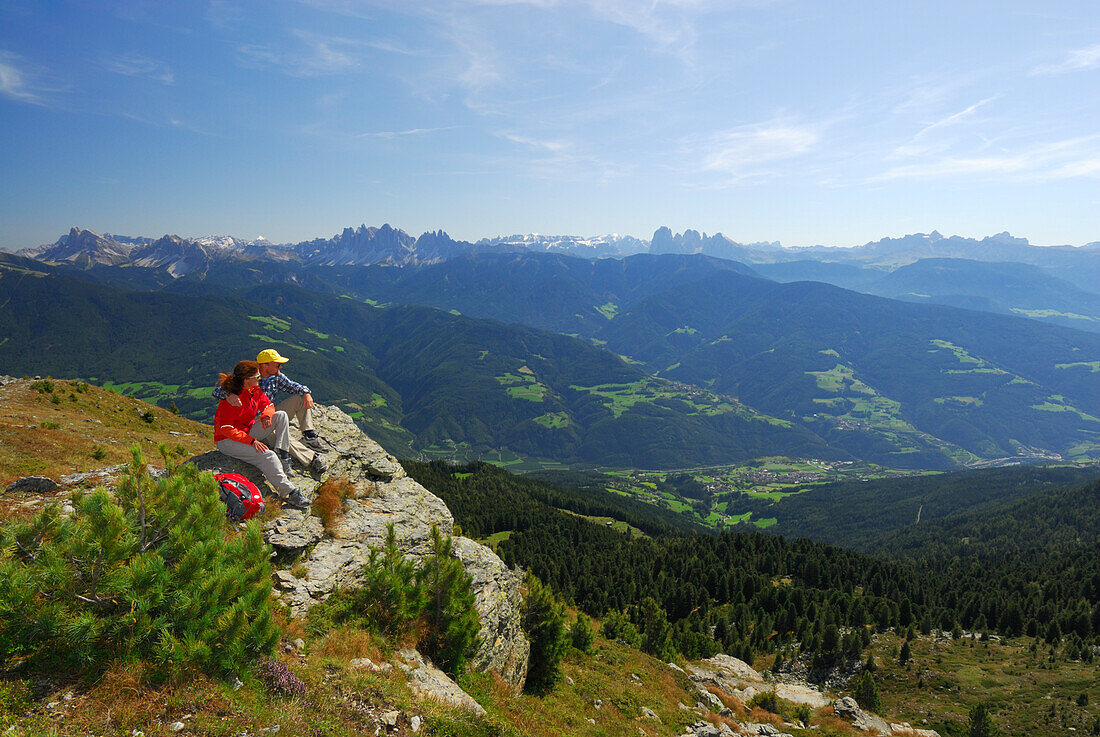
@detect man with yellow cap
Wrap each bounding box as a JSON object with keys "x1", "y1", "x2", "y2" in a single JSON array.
[{"x1": 213, "y1": 348, "x2": 327, "y2": 474}]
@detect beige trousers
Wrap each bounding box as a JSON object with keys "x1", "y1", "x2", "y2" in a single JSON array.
[{"x1": 275, "y1": 393, "x2": 316, "y2": 466}]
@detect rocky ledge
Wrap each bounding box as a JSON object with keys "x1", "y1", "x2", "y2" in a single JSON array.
[{"x1": 185, "y1": 404, "x2": 530, "y2": 694}]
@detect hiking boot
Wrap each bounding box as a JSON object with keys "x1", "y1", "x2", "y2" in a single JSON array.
[
  {"x1": 309, "y1": 454, "x2": 328, "y2": 475},
  {"x1": 283, "y1": 489, "x2": 310, "y2": 510},
  {"x1": 302, "y1": 431, "x2": 324, "y2": 451}
]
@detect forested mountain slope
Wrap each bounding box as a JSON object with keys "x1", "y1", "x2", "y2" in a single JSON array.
[{"x1": 0, "y1": 266, "x2": 828, "y2": 468}]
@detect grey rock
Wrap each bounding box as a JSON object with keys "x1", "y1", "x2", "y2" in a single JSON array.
[
  {"x1": 380, "y1": 710, "x2": 400, "y2": 729},
  {"x1": 293, "y1": 638, "x2": 305, "y2": 651},
  {"x1": 5, "y1": 476, "x2": 59, "y2": 494},
  {"x1": 349, "y1": 657, "x2": 380, "y2": 671},
  {"x1": 832, "y1": 697, "x2": 892, "y2": 734},
  {"x1": 452, "y1": 536, "x2": 530, "y2": 691},
  {"x1": 264, "y1": 509, "x2": 324, "y2": 551},
  {"x1": 271, "y1": 475, "x2": 454, "y2": 615},
  {"x1": 704, "y1": 653, "x2": 762, "y2": 681},
  {"x1": 641, "y1": 706, "x2": 661, "y2": 721},
  {"x1": 410, "y1": 715, "x2": 422, "y2": 733},
  {"x1": 59, "y1": 464, "x2": 129, "y2": 487},
  {"x1": 308, "y1": 404, "x2": 404, "y2": 482},
  {"x1": 890, "y1": 724, "x2": 941, "y2": 737},
  {"x1": 397, "y1": 648, "x2": 486, "y2": 716},
  {"x1": 169, "y1": 722, "x2": 185, "y2": 732},
  {"x1": 698, "y1": 689, "x2": 724, "y2": 711},
  {"x1": 259, "y1": 727, "x2": 281, "y2": 735}
]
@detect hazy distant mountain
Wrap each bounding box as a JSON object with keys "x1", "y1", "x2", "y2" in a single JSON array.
[
  {"x1": 475, "y1": 233, "x2": 648, "y2": 258},
  {"x1": 864, "y1": 258, "x2": 1100, "y2": 330}
]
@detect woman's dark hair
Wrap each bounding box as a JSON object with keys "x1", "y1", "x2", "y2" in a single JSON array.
[{"x1": 219, "y1": 360, "x2": 260, "y2": 396}]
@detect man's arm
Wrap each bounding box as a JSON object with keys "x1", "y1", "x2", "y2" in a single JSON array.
[
  {"x1": 212, "y1": 383, "x2": 242, "y2": 407},
  {"x1": 273, "y1": 373, "x2": 311, "y2": 396}
]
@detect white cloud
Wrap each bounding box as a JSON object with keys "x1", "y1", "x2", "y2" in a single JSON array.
[
  {"x1": 873, "y1": 135, "x2": 1100, "y2": 182},
  {"x1": 0, "y1": 51, "x2": 45, "y2": 105},
  {"x1": 891, "y1": 97, "x2": 998, "y2": 159},
  {"x1": 1031, "y1": 44, "x2": 1100, "y2": 75},
  {"x1": 100, "y1": 53, "x2": 175, "y2": 84},
  {"x1": 356, "y1": 125, "x2": 458, "y2": 138},
  {"x1": 238, "y1": 29, "x2": 420, "y2": 77},
  {"x1": 696, "y1": 120, "x2": 820, "y2": 180},
  {"x1": 497, "y1": 129, "x2": 632, "y2": 180}
]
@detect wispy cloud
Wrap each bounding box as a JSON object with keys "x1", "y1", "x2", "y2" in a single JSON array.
[
  {"x1": 100, "y1": 53, "x2": 175, "y2": 84},
  {"x1": 873, "y1": 135, "x2": 1100, "y2": 182},
  {"x1": 694, "y1": 119, "x2": 820, "y2": 181},
  {"x1": 891, "y1": 96, "x2": 998, "y2": 158},
  {"x1": 238, "y1": 29, "x2": 420, "y2": 77},
  {"x1": 498, "y1": 130, "x2": 632, "y2": 180},
  {"x1": 356, "y1": 125, "x2": 458, "y2": 138},
  {"x1": 1031, "y1": 44, "x2": 1100, "y2": 75},
  {"x1": 0, "y1": 51, "x2": 46, "y2": 105}
]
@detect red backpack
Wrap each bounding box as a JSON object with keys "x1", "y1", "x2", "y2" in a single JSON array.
[{"x1": 215, "y1": 472, "x2": 265, "y2": 522}]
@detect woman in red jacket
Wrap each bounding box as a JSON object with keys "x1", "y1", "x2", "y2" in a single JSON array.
[{"x1": 214, "y1": 360, "x2": 309, "y2": 509}]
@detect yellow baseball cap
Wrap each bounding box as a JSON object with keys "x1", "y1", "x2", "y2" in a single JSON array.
[{"x1": 256, "y1": 349, "x2": 290, "y2": 364}]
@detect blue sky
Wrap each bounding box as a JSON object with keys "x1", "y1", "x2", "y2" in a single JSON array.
[{"x1": 2, "y1": 1, "x2": 1099, "y2": 250}]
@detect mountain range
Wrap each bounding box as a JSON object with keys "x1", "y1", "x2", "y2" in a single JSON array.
[{"x1": 8, "y1": 223, "x2": 1100, "y2": 470}]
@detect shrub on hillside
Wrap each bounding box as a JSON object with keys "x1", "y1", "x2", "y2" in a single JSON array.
[
  {"x1": 312, "y1": 524, "x2": 480, "y2": 678},
  {"x1": 570, "y1": 613, "x2": 593, "y2": 653},
  {"x1": 0, "y1": 447, "x2": 279, "y2": 677},
  {"x1": 853, "y1": 670, "x2": 881, "y2": 713},
  {"x1": 600, "y1": 609, "x2": 642, "y2": 648},
  {"x1": 521, "y1": 573, "x2": 569, "y2": 695}
]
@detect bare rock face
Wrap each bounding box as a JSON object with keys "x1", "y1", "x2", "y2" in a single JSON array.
[
  {"x1": 452, "y1": 536, "x2": 530, "y2": 688},
  {"x1": 687, "y1": 652, "x2": 830, "y2": 711},
  {"x1": 183, "y1": 404, "x2": 529, "y2": 691},
  {"x1": 396, "y1": 648, "x2": 486, "y2": 715},
  {"x1": 832, "y1": 697, "x2": 893, "y2": 735}
]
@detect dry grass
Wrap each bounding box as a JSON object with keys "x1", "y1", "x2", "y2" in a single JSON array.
[
  {"x1": 315, "y1": 626, "x2": 386, "y2": 662},
  {"x1": 312, "y1": 477, "x2": 358, "y2": 532},
  {"x1": 0, "y1": 379, "x2": 211, "y2": 487}
]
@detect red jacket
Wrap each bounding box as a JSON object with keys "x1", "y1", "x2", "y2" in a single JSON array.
[{"x1": 213, "y1": 385, "x2": 275, "y2": 444}]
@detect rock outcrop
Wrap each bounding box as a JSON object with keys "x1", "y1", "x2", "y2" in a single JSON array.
[
  {"x1": 185, "y1": 404, "x2": 530, "y2": 692},
  {"x1": 686, "y1": 654, "x2": 830, "y2": 710},
  {"x1": 830, "y1": 697, "x2": 939, "y2": 736},
  {"x1": 396, "y1": 648, "x2": 487, "y2": 716}
]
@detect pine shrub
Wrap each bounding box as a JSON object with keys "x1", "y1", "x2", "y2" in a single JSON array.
[
  {"x1": 0, "y1": 447, "x2": 279, "y2": 677},
  {"x1": 967, "y1": 701, "x2": 998, "y2": 737},
  {"x1": 312, "y1": 524, "x2": 480, "y2": 678},
  {"x1": 521, "y1": 573, "x2": 568, "y2": 695},
  {"x1": 418, "y1": 526, "x2": 481, "y2": 677},
  {"x1": 570, "y1": 613, "x2": 593, "y2": 653},
  {"x1": 853, "y1": 670, "x2": 881, "y2": 713}
]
